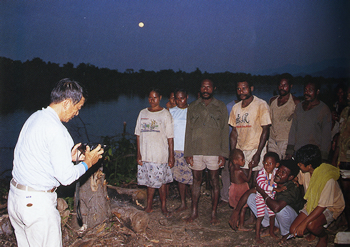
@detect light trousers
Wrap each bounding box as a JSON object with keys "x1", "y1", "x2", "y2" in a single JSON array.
[
  {"x1": 8, "y1": 183, "x2": 62, "y2": 247},
  {"x1": 247, "y1": 193, "x2": 298, "y2": 236}
]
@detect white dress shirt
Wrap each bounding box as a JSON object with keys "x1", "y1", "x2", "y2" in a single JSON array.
[{"x1": 12, "y1": 106, "x2": 86, "y2": 191}]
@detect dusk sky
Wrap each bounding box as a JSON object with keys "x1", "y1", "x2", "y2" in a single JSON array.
[{"x1": 1, "y1": 0, "x2": 349, "y2": 74}]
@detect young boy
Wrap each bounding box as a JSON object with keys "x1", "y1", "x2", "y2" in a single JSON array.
[
  {"x1": 255, "y1": 152, "x2": 280, "y2": 243},
  {"x1": 228, "y1": 148, "x2": 252, "y2": 231}
]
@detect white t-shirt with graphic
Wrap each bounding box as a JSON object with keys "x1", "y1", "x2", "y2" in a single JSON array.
[{"x1": 135, "y1": 108, "x2": 174, "y2": 163}]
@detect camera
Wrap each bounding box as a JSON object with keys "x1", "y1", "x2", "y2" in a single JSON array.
[{"x1": 78, "y1": 143, "x2": 107, "y2": 155}]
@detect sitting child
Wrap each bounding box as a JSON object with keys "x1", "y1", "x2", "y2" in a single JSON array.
[
  {"x1": 255, "y1": 152, "x2": 280, "y2": 243},
  {"x1": 228, "y1": 148, "x2": 252, "y2": 231}
]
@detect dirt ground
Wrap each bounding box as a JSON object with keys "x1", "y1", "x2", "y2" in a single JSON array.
[{"x1": 0, "y1": 183, "x2": 346, "y2": 247}]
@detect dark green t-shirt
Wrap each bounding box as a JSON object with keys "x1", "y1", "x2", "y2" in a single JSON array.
[{"x1": 275, "y1": 180, "x2": 305, "y2": 213}]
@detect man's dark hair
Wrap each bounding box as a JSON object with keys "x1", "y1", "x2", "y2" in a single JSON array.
[
  {"x1": 51, "y1": 78, "x2": 85, "y2": 105},
  {"x1": 280, "y1": 159, "x2": 300, "y2": 178},
  {"x1": 278, "y1": 73, "x2": 293, "y2": 85},
  {"x1": 237, "y1": 80, "x2": 253, "y2": 88},
  {"x1": 295, "y1": 144, "x2": 322, "y2": 169},
  {"x1": 304, "y1": 80, "x2": 321, "y2": 91},
  {"x1": 264, "y1": 152, "x2": 280, "y2": 164},
  {"x1": 201, "y1": 78, "x2": 215, "y2": 88}
]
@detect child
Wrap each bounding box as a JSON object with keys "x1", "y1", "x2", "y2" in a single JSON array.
[
  {"x1": 228, "y1": 148, "x2": 252, "y2": 231},
  {"x1": 255, "y1": 152, "x2": 280, "y2": 243},
  {"x1": 169, "y1": 89, "x2": 193, "y2": 212},
  {"x1": 135, "y1": 88, "x2": 174, "y2": 216},
  {"x1": 166, "y1": 91, "x2": 176, "y2": 109}
]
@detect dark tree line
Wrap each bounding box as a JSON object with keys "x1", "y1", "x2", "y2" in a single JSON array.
[{"x1": 0, "y1": 56, "x2": 348, "y2": 114}]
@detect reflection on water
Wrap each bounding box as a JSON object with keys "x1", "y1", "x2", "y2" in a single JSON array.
[{"x1": 0, "y1": 85, "x2": 304, "y2": 175}]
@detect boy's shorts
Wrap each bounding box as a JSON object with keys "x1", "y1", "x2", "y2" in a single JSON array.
[
  {"x1": 191, "y1": 155, "x2": 220, "y2": 171},
  {"x1": 300, "y1": 208, "x2": 334, "y2": 228},
  {"x1": 229, "y1": 182, "x2": 249, "y2": 208}
]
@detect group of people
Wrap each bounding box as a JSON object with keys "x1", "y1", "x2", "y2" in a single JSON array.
[
  {"x1": 7, "y1": 76, "x2": 349, "y2": 247},
  {"x1": 135, "y1": 76, "x2": 349, "y2": 247}
]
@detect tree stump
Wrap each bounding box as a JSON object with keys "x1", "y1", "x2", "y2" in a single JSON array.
[{"x1": 73, "y1": 166, "x2": 111, "y2": 229}]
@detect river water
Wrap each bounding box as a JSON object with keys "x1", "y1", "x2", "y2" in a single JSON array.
[{"x1": 0, "y1": 84, "x2": 304, "y2": 176}]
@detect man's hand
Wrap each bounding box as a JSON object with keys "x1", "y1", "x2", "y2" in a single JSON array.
[
  {"x1": 293, "y1": 220, "x2": 308, "y2": 237},
  {"x1": 274, "y1": 186, "x2": 287, "y2": 193},
  {"x1": 249, "y1": 153, "x2": 260, "y2": 168},
  {"x1": 84, "y1": 144, "x2": 104, "y2": 169},
  {"x1": 168, "y1": 155, "x2": 175, "y2": 168},
  {"x1": 71, "y1": 143, "x2": 85, "y2": 162},
  {"x1": 185, "y1": 156, "x2": 193, "y2": 166},
  {"x1": 218, "y1": 156, "x2": 225, "y2": 168}
]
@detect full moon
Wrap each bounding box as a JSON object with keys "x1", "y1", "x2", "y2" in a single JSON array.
[{"x1": 138, "y1": 22, "x2": 144, "y2": 28}]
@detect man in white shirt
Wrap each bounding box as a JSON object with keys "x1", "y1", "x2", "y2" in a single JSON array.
[{"x1": 8, "y1": 78, "x2": 104, "y2": 247}]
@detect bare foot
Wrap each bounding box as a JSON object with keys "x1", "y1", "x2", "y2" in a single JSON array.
[
  {"x1": 270, "y1": 232, "x2": 279, "y2": 240},
  {"x1": 228, "y1": 211, "x2": 239, "y2": 231},
  {"x1": 184, "y1": 214, "x2": 198, "y2": 223},
  {"x1": 278, "y1": 235, "x2": 288, "y2": 245},
  {"x1": 144, "y1": 207, "x2": 153, "y2": 213},
  {"x1": 315, "y1": 234, "x2": 328, "y2": 247},
  {"x1": 237, "y1": 226, "x2": 252, "y2": 232},
  {"x1": 174, "y1": 205, "x2": 188, "y2": 213},
  {"x1": 210, "y1": 216, "x2": 220, "y2": 225},
  {"x1": 255, "y1": 238, "x2": 264, "y2": 244},
  {"x1": 161, "y1": 209, "x2": 172, "y2": 218},
  {"x1": 306, "y1": 233, "x2": 316, "y2": 242},
  {"x1": 261, "y1": 228, "x2": 270, "y2": 238}
]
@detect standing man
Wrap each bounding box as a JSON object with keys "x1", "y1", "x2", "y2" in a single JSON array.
[
  {"x1": 184, "y1": 79, "x2": 229, "y2": 225},
  {"x1": 286, "y1": 81, "x2": 332, "y2": 160},
  {"x1": 229, "y1": 81, "x2": 271, "y2": 186},
  {"x1": 220, "y1": 99, "x2": 236, "y2": 204},
  {"x1": 268, "y1": 73, "x2": 300, "y2": 159},
  {"x1": 8, "y1": 78, "x2": 104, "y2": 247}
]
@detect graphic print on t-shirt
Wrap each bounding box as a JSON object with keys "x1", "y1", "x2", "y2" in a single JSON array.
[
  {"x1": 236, "y1": 113, "x2": 251, "y2": 128},
  {"x1": 140, "y1": 118, "x2": 160, "y2": 132}
]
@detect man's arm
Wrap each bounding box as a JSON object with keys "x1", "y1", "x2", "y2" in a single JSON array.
[
  {"x1": 168, "y1": 138, "x2": 175, "y2": 168},
  {"x1": 230, "y1": 127, "x2": 238, "y2": 150},
  {"x1": 250, "y1": 125, "x2": 270, "y2": 167},
  {"x1": 220, "y1": 106, "x2": 230, "y2": 158},
  {"x1": 286, "y1": 108, "x2": 298, "y2": 158},
  {"x1": 256, "y1": 185, "x2": 287, "y2": 213},
  {"x1": 320, "y1": 108, "x2": 332, "y2": 160}
]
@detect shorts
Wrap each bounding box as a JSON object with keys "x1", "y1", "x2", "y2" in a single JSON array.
[
  {"x1": 172, "y1": 151, "x2": 193, "y2": 185},
  {"x1": 191, "y1": 155, "x2": 220, "y2": 171},
  {"x1": 242, "y1": 147, "x2": 266, "y2": 171},
  {"x1": 268, "y1": 139, "x2": 288, "y2": 160},
  {"x1": 300, "y1": 208, "x2": 334, "y2": 228},
  {"x1": 229, "y1": 182, "x2": 249, "y2": 208},
  {"x1": 137, "y1": 162, "x2": 173, "y2": 189}
]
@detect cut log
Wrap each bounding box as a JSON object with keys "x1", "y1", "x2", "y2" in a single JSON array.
[
  {"x1": 73, "y1": 167, "x2": 111, "y2": 229},
  {"x1": 0, "y1": 215, "x2": 13, "y2": 235},
  {"x1": 110, "y1": 202, "x2": 149, "y2": 233},
  {"x1": 107, "y1": 185, "x2": 147, "y2": 202}
]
